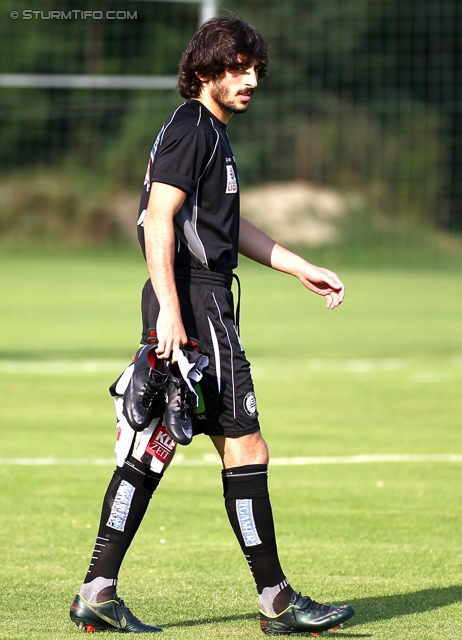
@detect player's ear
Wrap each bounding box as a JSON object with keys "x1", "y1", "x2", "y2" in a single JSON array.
[{"x1": 195, "y1": 71, "x2": 210, "y2": 84}]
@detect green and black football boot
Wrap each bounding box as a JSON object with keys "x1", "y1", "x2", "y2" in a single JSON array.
[
  {"x1": 260, "y1": 592, "x2": 355, "y2": 636},
  {"x1": 70, "y1": 593, "x2": 163, "y2": 633}
]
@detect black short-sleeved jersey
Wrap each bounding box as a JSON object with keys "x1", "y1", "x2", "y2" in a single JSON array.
[{"x1": 137, "y1": 100, "x2": 240, "y2": 274}]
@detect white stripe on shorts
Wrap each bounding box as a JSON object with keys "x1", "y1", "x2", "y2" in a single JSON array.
[
  {"x1": 207, "y1": 315, "x2": 222, "y2": 393},
  {"x1": 211, "y1": 292, "x2": 236, "y2": 418}
]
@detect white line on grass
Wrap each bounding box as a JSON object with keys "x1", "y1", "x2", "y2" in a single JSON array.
[
  {"x1": 0, "y1": 360, "x2": 129, "y2": 374},
  {"x1": 0, "y1": 357, "x2": 460, "y2": 375},
  {"x1": 0, "y1": 454, "x2": 461, "y2": 466},
  {"x1": 252, "y1": 358, "x2": 408, "y2": 375}
]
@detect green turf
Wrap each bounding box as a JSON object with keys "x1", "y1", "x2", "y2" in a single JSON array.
[{"x1": 0, "y1": 250, "x2": 461, "y2": 639}]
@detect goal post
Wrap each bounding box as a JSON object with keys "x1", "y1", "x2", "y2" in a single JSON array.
[{"x1": 0, "y1": 0, "x2": 218, "y2": 90}]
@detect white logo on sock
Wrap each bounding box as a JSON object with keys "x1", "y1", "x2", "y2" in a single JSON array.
[
  {"x1": 107, "y1": 480, "x2": 135, "y2": 532},
  {"x1": 236, "y1": 498, "x2": 262, "y2": 547}
]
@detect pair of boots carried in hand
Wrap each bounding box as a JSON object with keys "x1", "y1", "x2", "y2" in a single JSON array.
[{"x1": 122, "y1": 330, "x2": 208, "y2": 445}]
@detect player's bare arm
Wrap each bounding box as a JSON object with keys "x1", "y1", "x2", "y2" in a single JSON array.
[
  {"x1": 239, "y1": 215, "x2": 345, "y2": 309},
  {"x1": 144, "y1": 181, "x2": 188, "y2": 361}
]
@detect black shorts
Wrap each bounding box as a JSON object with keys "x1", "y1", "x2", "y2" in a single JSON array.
[{"x1": 140, "y1": 269, "x2": 260, "y2": 438}]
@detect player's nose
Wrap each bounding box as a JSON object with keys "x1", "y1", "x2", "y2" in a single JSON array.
[{"x1": 246, "y1": 67, "x2": 259, "y2": 88}]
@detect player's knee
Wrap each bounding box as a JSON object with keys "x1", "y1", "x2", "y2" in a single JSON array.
[
  {"x1": 218, "y1": 431, "x2": 269, "y2": 467},
  {"x1": 248, "y1": 433, "x2": 269, "y2": 464}
]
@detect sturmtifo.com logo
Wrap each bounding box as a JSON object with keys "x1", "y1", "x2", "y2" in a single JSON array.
[
  {"x1": 243, "y1": 392, "x2": 258, "y2": 418},
  {"x1": 10, "y1": 9, "x2": 137, "y2": 20}
]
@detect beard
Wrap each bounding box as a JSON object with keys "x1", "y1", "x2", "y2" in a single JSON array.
[{"x1": 209, "y1": 80, "x2": 252, "y2": 115}]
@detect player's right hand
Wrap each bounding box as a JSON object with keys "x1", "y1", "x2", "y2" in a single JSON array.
[{"x1": 155, "y1": 307, "x2": 188, "y2": 363}]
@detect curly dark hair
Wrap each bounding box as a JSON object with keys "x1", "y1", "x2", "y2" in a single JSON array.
[{"x1": 177, "y1": 16, "x2": 269, "y2": 99}]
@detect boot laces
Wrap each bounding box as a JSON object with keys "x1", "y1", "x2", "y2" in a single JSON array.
[
  {"x1": 115, "y1": 598, "x2": 136, "y2": 622},
  {"x1": 297, "y1": 595, "x2": 331, "y2": 616},
  {"x1": 141, "y1": 370, "x2": 166, "y2": 409},
  {"x1": 171, "y1": 378, "x2": 195, "y2": 419}
]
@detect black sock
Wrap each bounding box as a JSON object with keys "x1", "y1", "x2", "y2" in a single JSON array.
[
  {"x1": 81, "y1": 457, "x2": 162, "y2": 603},
  {"x1": 222, "y1": 464, "x2": 294, "y2": 615}
]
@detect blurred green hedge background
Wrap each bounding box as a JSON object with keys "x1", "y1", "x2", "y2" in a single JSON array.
[{"x1": 1, "y1": 0, "x2": 462, "y2": 267}]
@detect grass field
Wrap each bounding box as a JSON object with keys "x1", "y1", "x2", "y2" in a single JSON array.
[{"x1": 0, "y1": 249, "x2": 461, "y2": 639}]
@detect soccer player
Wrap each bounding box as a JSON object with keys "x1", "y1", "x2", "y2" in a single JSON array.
[{"x1": 70, "y1": 16, "x2": 355, "y2": 636}]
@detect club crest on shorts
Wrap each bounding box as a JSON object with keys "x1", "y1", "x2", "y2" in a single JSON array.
[{"x1": 243, "y1": 391, "x2": 258, "y2": 418}]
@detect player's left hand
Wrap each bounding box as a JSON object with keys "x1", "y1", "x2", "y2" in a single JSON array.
[{"x1": 298, "y1": 263, "x2": 345, "y2": 309}]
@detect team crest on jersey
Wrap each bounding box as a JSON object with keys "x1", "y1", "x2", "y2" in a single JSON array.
[{"x1": 225, "y1": 163, "x2": 238, "y2": 194}]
